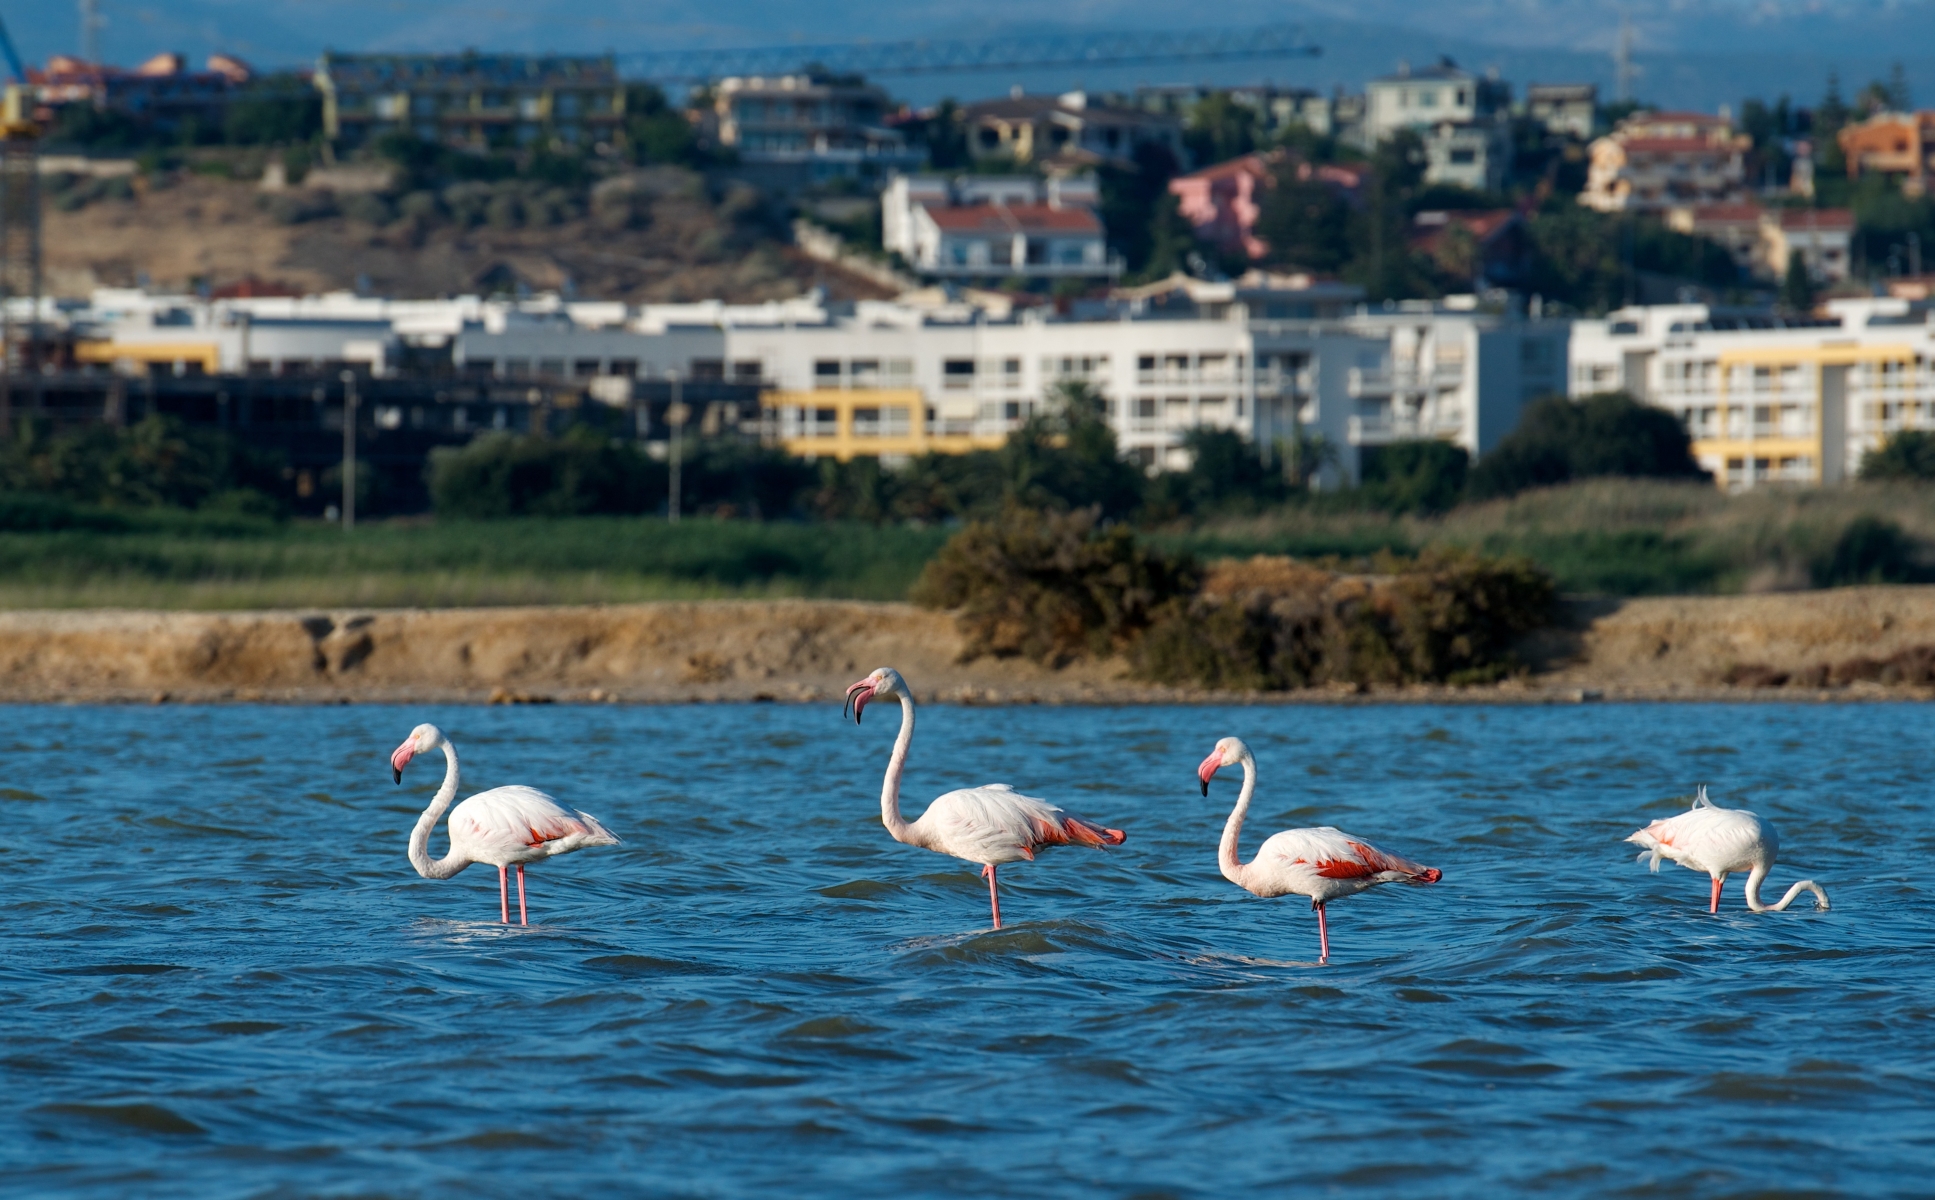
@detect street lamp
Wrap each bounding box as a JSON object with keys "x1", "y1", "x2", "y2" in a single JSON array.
[
  {"x1": 666, "y1": 370, "x2": 688, "y2": 524},
  {"x1": 339, "y1": 369, "x2": 357, "y2": 530}
]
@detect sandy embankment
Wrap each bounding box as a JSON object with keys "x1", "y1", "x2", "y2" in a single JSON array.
[{"x1": 1, "y1": 588, "x2": 1933, "y2": 704}]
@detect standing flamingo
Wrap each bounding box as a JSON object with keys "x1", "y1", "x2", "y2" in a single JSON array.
[
  {"x1": 391, "y1": 723, "x2": 620, "y2": 925},
  {"x1": 1199, "y1": 736, "x2": 1441, "y2": 962},
  {"x1": 843, "y1": 667, "x2": 1126, "y2": 929},
  {"x1": 1625, "y1": 786, "x2": 1830, "y2": 913}
]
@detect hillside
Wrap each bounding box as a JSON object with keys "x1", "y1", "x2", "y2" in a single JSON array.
[{"x1": 41, "y1": 168, "x2": 894, "y2": 303}]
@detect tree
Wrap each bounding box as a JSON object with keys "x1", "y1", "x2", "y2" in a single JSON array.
[
  {"x1": 625, "y1": 84, "x2": 700, "y2": 165},
  {"x1": 1002, "y1": 380, "x2": 1148, "y2": 520},
  {"x1": 1467, "y1": 392, "x2": 1709, "y2": 499},
  {"x1": 1098, "y1": 141, "x2": 1185, "y2": 275},
  {"x1": 1184, "y1": 93, "x2": 1258, "y2": 166},
  {"x1": 1859, "y1": 430, "x2": 1935, "y2": 480},
  {"x1": 1359, "y1": 440, "x2": 1469, "y2": 514},
  {"x1": 1781, "y1": 249, "x2": 1817, "y2": 313},
  {"x1": 1254, "y1": 167, "x2": 1350, "y2": 271},
  {"x1": 1347, "y1": 130, "x2": 1435, "y2": 300}
]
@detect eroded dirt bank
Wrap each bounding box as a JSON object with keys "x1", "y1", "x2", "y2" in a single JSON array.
[{"x1": 2, "y1": 588, "x2": 1934, "y2": 704}]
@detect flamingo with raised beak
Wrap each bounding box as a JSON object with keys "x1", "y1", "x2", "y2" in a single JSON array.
[
  {"x1": 1625, "y1": 786, "x2": 1830, "y2": 913},
  {"x1": 392, "y1": 723, "x2": 620, "y2": 925},
  {"x1": 844, "y1": 667, "x2": 1126, "y2": 929},
  {"x1": 1199, "y1": 736, "x2": 1441, "y2": 962}
]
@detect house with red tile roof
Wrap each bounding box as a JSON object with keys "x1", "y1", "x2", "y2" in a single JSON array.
[
  {"x1": 1167, "y1": 151, "x2": 1364, "y2": 261},
  {"x1": 1581, "y1": 111, "x2": 1751, "y2": 212}
]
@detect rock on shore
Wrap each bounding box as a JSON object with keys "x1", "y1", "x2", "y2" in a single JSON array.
[{"x1": 2, "y1": 588, "x2": 1934, "y2": 704}]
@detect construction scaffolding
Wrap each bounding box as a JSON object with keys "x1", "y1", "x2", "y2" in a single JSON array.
[{"x1": 0, "y1": 83, "x2": 39, "y2": 430}]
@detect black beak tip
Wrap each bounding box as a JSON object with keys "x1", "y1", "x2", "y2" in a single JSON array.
[
  {"x1": 1200, "y1": 778, "x2": 1209, "y2": 797},
  {"x1": 393, "y1": 767, "x2": 402, "y2": 785}
]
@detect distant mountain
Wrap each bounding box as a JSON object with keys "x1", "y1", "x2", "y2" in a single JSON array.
[{"x1": 10, "y1": 0, "x2": 1932, "y2": 114}]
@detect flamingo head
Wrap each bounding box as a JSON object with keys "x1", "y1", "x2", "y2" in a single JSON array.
[
  {"x1": 1198, "y1": 736, "x2": 1250, "y2": 796},
  {"x1": 391, "y1": 723, "x2": 445, "y2": 784},
  {"x1": 844, "y1": 667, "x2": 906, "y2": 725}
]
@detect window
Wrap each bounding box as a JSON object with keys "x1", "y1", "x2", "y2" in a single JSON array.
[
  {"x1": 572, "y1": 359, "x2": 601, "y2": 377},
  {"x1": 1449, "y1": 148, "x2": 1477, "y2": 165},
  {"x1": 814, "y1": 359, "x2": 842, "y2": 388},
  {"x1": 849, "y1": 359, "x2": 881, "y2": 387},
  {"x1": 943, "y1": 359, "x2": 976, "y2": 389},
  {"x1": 731, "y1": 360, "x2": 763, "y2": 381},
  {"x1": 609, "y1": 358, "x2": 638, "y2": 378},
  {"x1": 1419, "y1": 90, "x2": 1438, "y2": 107}
]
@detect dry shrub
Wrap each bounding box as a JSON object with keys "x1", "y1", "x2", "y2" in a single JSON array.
[
  {"x1": 1133, "y1": 550, "x2": 1555, "y2": 690},
  {"x1": 910, "y1": 506, "x2": 1196, "y2": 666}
]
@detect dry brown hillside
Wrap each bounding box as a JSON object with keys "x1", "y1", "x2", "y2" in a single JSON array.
[{"x1": 43, "y1": 167, "x2": 892, "y2": 303}]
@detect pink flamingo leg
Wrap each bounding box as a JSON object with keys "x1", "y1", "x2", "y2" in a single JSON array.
[
  {"x1": 517, "y1": 863, "x2": 528, "y2": 927},
  {"x1": 498, "y1": 865, "x2": 509, "y2": 924},
  {"x1": 1710, "y1": 874, "x2": 1724, "y2": 914},
  {"x1": 1315, "y1": 902, "x2": 1330, "y2": 962},
  {"x1": 982, "y1": 863, "x2": 1002, "y2": 930}
]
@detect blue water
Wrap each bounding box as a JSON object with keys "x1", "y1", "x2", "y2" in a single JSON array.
[{"x1": 4, "y1": 701, "x2": 1930, "y2": 1197}]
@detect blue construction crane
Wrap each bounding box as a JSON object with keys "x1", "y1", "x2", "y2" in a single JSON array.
[
  {"x1": 623, "y1": 23, "x2": 1321, "y2": 85},
  {"x1": 0, "y1": 15, "x2": 26, "y2": 84}
]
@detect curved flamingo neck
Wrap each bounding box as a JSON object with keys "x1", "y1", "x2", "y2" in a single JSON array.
[
  {"x1": 408, "y1": 740, "x2": 468, "y2": 880},
  {"x1": 1219, "y1": 750, "x2": 1258, "y2": 887},
  {"x1": 879, "y1": 693, "x2": 917, "y2": 844},
  {"x1": 1742, "y1": 863, "x2": 1830, "y2": 912}
]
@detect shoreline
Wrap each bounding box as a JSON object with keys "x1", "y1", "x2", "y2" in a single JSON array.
[{"x1": 0, "y1": 587, "x2": 1932, "y2": 705}]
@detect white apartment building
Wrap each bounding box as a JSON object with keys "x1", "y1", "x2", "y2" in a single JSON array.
[
  {"x1": 59, "y1": 284, "x2": 1567, "y2": 486},
  {"x1": 1363, "y1": 58, "x2": 1513, "y2": 190},
  {"x1": 1569, "y1": 298, "x2": 1933, "y2": 489},
  {"x1": 880, "y1": 175, "x2": 1115, "y2": 280}
]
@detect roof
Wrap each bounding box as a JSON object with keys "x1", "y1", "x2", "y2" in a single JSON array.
[
  {"x1": 1631, "y1": 110, "x2": 1732, "y2": 127},
  {"x1": 925, "y1": 204, "x2": 1103, "y2": 235},
  {"x1": 1174, "y1": 153, "x2": 1275, "y2": 184},
  {"x1": 1616, "y1": 137, "x2": 1741, "y2": 154},
  {"x1": 1526, "y1": 83, "x2": 1596, "y2": 101},
  {"x1": 1682, "y1": 203, "x2": 1765, "y2": 223},
  {"x1": 1372, "y1": 61, "x2": 1473, "y2": 84},
  {"x1": 1776, "y1": 208, "x2": 1855, "y2": 231}
]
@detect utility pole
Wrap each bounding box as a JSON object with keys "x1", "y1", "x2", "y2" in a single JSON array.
[
  {"x1": 339, "y1": 370, "x2": 357, "y2": 530},
  {"x1": 666, "y1": 371, "x2": 686, "y2": 523}
]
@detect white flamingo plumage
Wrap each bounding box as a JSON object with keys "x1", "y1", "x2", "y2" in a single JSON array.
[
  {"x1": 391, "y1": 723, "x2": 620, "y2": 925},
  {"x1": 1625, "y1": 786, "x2": 1829, "y2": 914},
  {"x1": 1199, "y1": 736, "x2": 1441, "y2": 962},
  {"x1": 844, "y1": 667, "x2": 1126, "y2": 929}
]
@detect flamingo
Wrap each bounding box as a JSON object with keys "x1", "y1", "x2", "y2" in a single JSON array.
[
  {"x1": 391, "y1": 723, "x2": 620, "y2": 925},
  {"x1": 1625, "y1": 786, "x2": 1830, "y2": 914},
  {"x1": 1198, "y1": 736, "x2": 1441, "y2": 962},
  {"x1": 843, "y1": 667, "x2": 1126, "y2": 929}
]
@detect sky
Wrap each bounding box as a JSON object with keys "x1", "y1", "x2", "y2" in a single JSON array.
[{"x1": 6, "y1": 0, "x2": 1932, "y2": 113}]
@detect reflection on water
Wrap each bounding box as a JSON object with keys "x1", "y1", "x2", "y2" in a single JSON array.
[{"x1": 3, "y1": 701, "x2": 1929, "y2": 1197}]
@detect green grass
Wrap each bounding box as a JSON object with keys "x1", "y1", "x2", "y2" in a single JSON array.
[
  {"x1": 0, "y1": 512, "x2": 950, "y2": 609},
  {"x1": 2, "y1": 478, "x2": 1932, "y2": 609}
]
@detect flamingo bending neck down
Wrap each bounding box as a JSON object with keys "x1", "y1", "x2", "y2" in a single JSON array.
[
  {"x1": 1199, "y1": 737, "x2": 1441, "y2": 962},
  {"x1": 1625, "y1": 786, "x2": 1829, "y2": 914},
  {"x1": 844, "y1": 667, "x2": 1125, "y2": 929},
  {"x1": 392, "y1": 723, "x2": 621, "y2": 925}
]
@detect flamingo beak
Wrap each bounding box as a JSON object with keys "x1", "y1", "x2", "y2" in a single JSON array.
[
  {"x1": 391, "y1": 741, "x2": 416, "y2": 785},
  {"x1": 844, "y1": 678, "x2": 874, "y2": 724},
  {"x1": 1197, "y1": 750, "x2": 1223, "y2": 797}
]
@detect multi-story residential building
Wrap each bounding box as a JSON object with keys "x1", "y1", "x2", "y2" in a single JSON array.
[
  {"x1": 1836, "y1": 111, "x2": 1935, "y2": 195},
  {"x1": 959, "y1": 90, "x2": 1185, "y2": 169},
  {"x1": 314, "y1": 53, "x2": 625, "y2": 152},
  {"x1": 60, "y1": 279, "x2": 1565, "y2": 486},
  {"x1": 1120, "y1": 84, "x2": 1346, "y2": 139},
  {"x1": 1362, "y1": 58, "x2": 1513, "y2": 189},
  {"x1": 708, "y1": 74, "x2": 921, "y2": 184},
  {"x1": 880, "y1": 175, "x2": 1116, "y2": 280},
  {"x1": 1581, "y1": 111, "x2": 1751, "y2": 212},
  {"x1": 1364, "y1": 59, "x2": 1508, "y2": 144},
  {"x1": 1525, "y1": 83, "x2": 1598, "y2": 140},
  {"x1": 1665, "y1": 204, "x2": 1855, "y2": 284},
  {"x1": 1760, "y1": 208, "x2": 1855, "y2": 283},
  {"x1": 32, "y1": 52, "x2": 250, "y2": 133},
  {"x1": 1568, "y1": 298, "x2": 1930, "y2": 488}
]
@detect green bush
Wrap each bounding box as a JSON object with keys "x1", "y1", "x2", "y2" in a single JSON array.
[
  {"x1": 0, "y1": 415, "x2": 284, "y2": 513},
  {"x1": 1133, "y1": 549, "x2": 1555, "y2": 690},
  {"x1": 1813, "y1": 515, "x2": 1924, "y2": 586},
  {"x1": 1360, "y1": 440, "x2": 1470, "y2": 514},
  {"x1": 428, "y1": 429, "x2": 664, "y2": 518},
  {"x1": 1859, "y1": 430, "x2": 1935, "y2": 480},
  {"x1": 1468, "y1": 391, "x2": 1708, "y2": 500},
  {"x1": 911, "y1": 506, "x2": 1198, "y2": 666}
]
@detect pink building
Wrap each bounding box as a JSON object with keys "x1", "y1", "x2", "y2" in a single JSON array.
[{"x1": 1168, "y1": 151, "x2": 1364, "y2": 261}]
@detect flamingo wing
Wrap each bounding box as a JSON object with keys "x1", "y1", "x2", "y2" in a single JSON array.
[
  {"x1": 449, "y1": 786, "x2": 621, "y2": 863},
  {"x1": 915, "y1": 784, "x2": 1125, "y2": 865},
  {"x1": 1627, "y1": 804, "x2": 1766, "y2": 875},
  {"x1": 1251, "y1": 827, "x2": 1441, "y2": 896}
]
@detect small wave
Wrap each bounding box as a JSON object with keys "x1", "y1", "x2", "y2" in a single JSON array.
[{"x1": 38, "y1": 1102, "x2": 206, "y2": 1136}]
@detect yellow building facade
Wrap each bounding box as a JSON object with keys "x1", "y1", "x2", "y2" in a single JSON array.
[{"x1": 760, "y1": 388, "x2": 1006, "y2": 461}]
